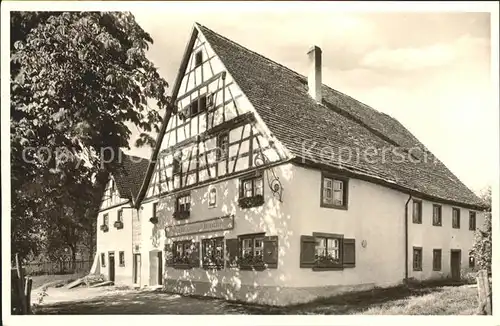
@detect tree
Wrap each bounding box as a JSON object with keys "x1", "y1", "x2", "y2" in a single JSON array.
[
  {"x1": 10, "y1": 11, "x2": 170, "y2": 262},
  {"x1": 471, "y1": 186, "x2": 492, "y2": 273}
]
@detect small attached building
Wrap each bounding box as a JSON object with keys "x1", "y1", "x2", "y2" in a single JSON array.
[{"x1": 96, "y1": 152, "x2": 149, "y2": 285}]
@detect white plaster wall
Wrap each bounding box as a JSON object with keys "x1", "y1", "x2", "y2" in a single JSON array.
[
  {"x1": 96, "y1": 202, "x2": 134, "y2": 285},
  {"x1": 285, "y1": 165, "x2": 408, "y2": 288},
  {"x1": 142, "y1": 163, "x2": 296, "y2": 290},
  {"x1": 408, "y1": 199, "x2": 484, "y2": 280}
]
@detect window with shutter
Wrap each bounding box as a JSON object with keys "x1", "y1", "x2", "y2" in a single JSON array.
[
  {"x1": 263, "y1": 236, "x2": 279, "y2": 269},
  {"x1": 301, "y1": 233, "x2": 355, "y2": 271},
  {"x1": 343, "y1": 238, "x2": 356, "y2": 268},
  {"x1": 225, "y1": 238, "x2": 239, "y2": 268}
]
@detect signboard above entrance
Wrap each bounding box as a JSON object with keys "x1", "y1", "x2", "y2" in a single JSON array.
[{"x1": 165, "y1": 215, "x2": 234, "y2": 238}]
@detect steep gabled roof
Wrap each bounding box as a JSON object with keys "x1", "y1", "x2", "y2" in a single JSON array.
[
  {"x1": 112, "y1": 151, "x2": 150, "y2": 202},
  {"x1": 197, "y1": 23, "x2": 485, "y2": 209}
]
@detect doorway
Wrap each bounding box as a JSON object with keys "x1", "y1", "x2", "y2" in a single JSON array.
[
  {"x1": 133, "y1": 254, "x2": 141, "y2": 285},
  {"x1": 450, "y1": 249, "x2": 461, "y2": 281},
  {"x1": 108, "y1": 251, "x2": 115, "y2": 282},
  {"x1": 149, "y1": 250, "x2": 163, "y2": 286}
]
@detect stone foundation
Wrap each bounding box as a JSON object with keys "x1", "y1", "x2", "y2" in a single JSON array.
[{"x1": 163, "y1": 278, "x2": 380, "y2": 306}]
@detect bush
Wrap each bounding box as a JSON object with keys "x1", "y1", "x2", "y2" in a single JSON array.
[{"x1": 471, "y1": 212, "x2": 492, "y2": 273}]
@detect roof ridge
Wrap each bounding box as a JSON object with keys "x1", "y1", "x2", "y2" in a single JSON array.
[
  {"x1": 196, "y1": 23, "x2": 307, "y2": 81},
  {"x1": 197, "y1": 24, "x2": 389, "y2": 116}
]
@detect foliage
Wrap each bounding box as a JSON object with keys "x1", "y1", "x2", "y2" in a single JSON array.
[
  {"x1": 10, "y1": 11, "x2": 170, "y2": 261},
  {"x1": 471, "y1": 187, "x2": 492, "y2": 273},
  {"x1": 238, "y1": 195, "x2": 264, "y2": 208}
]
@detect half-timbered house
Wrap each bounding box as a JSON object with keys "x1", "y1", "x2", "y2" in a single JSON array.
[{"x1": 96, "y1": 23, "x2": 487, "y2": 305}]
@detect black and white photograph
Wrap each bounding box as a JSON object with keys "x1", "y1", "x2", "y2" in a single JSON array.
[{"x1": 2, "y1": 0, "x2": 498, "y2": 322}]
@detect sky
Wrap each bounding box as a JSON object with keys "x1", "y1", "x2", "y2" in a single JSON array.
[{"x1": 127, "y1": 7, "x2": 495, "y2": 195}]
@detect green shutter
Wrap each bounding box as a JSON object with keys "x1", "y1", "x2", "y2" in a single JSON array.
[
  {"x1": 300, "y1": 235, "x2": 316, "y2": 268},
  {"x1": 225, "y1": 238, "x2": 239, "y2": 268},
  {"x1": 190, "y1": 242, "x2": 200, "y2": 268},
  {"x1": 343, "y1": 238, "x2": 356, "y2": 268},
  {"x1": 263, "y1": 236, "x2": 279, "y2": 268}
]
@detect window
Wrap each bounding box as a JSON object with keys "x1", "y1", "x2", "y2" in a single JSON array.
[
  {"x1": 469, "y1": 254, "x2": 475, "y2": 269},
  {"x1": 433, "y1": 249, "x2": 442, "y2": 271},
  {"x1": 207, "y1": 93, "x2": 214, "y2": 107},
  {"x1": 216, "y1": 132, "x2": 229, "y2": 161},
  {"x1": 208, "y1": 188, "x2": 217, "y2": 208},
  {"x1": 195, "y1": 50, "x2": 203, "y2": 67},
  {"x1": 174, "y1": 193, "x2": 191, "y2": 220},
  {"x1": 238, "y1": 233, "x2": 265, "y2": 270},
  {"x1": 413, "y1": 247, "x2": 422, "y2": 271},
  {"x1": 202, "y1": 237, "x2": 224, "y2": 269},
  {"x1": 469, "y1": 211, "x2": 476, "y2": 231},
  {"x1": 225, "y1": 234, "x2": 278, "y2": 270},
  {"x1": 103, "y1": 213, "x2": 109, "y2": 226},
  {"x1": 300, "y1": 233, "x2": 355, "y2": 270},
  {"x1": 241, "y1": 176, "x2": 263, "y2": 198},
  {"x1": 119, "y1": 251, "x2": 125, "y2": 267},
  {"x1": 117, "y1": 209, "x2": 123, "y2": 223},
  {"x1": 176, "y1": 194, "x2": 190, "y2": 212},
  {"x1": 452, "y1": 208, "x2": 461, "y2": 229},
  {"x1": 315, "y1": 236, "x2": 341, "y2": 268},
  {"x1": 101, "y1": 253, "x2": 106, "y2": 267},
  {"x1": 412, "y1": 200, "x2": 422, "y2": 224},
  {"x1": 321, "y1": 173, "x2": 348, "y2": 209},
  {"x1": 172, "y1": 155, "x2": 181, "y2": 175},
  {"x1": 238, "y1": 175, "x2": 264, "y2": 208},
  {"x1": 191, "y1": 99, "x2": 199, "y2": 116},
  {"x1": 432, "y1": 204, "x2": 442, "y2": 226},
  {"x1": 153, "y1": 202, "x2": 158, "y2": 218},
  {"x1": 172, "y1": 240, "x2": 199, "y2": 268},
  {"x1": 199, "y1": 95, "x2": 207, "y2": 113}
]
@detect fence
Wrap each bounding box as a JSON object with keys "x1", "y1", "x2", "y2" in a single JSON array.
[{"x1": 24, "y1": 259, "x2": 92, "y2": 276}]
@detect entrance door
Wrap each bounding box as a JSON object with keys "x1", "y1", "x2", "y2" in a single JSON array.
[
  {"x1": 108, "y1": 252, "x2": 115, "y2": 282},
  {"x1": 450, "y1": 249, "x2": 461, "y2": 281},
  {"x1": 133, "y1": 254, "x2": 141, "y2": 284},
  {"x1": 149, "y1": 250, "x2": 163, "y2": 286},
  {"x1": 157, "y1": 251, "x2": 163, "y2": 286}
]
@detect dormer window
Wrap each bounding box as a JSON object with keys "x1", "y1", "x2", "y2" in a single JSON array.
[{"x1": 195, "y1": 51, "x2": 203, "y2": 67}]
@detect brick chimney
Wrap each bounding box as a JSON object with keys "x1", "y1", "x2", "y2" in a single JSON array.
[{"x1": 307, "y1": 45, "x2": 322, "y2": 103}]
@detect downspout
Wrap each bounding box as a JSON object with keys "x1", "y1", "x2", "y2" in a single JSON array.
[{"x1": 404, "y1": 194, "x2": 413, "y2": 281}]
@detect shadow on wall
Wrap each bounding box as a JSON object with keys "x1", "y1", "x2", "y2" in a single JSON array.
[{"x1": 152, "y1": 165, "x2": 295, "y2": 305}]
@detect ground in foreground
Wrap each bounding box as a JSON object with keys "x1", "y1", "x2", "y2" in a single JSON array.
[{"x1": 34, "y1": 282, "x2": 479, "y2": 315}]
